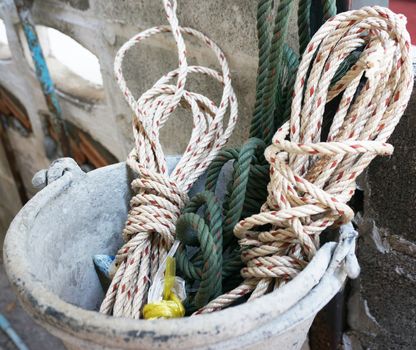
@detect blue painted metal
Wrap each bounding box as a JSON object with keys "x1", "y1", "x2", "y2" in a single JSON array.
[
  {"x1": 93, "y1": 254, "x2": 116, "y2": 280},
  {"x1": 0, "y1": 313, "x2": 30, "y2": 350},
  {"x1": 14, "y1": 0, "x2": 71, "y2": 157}
]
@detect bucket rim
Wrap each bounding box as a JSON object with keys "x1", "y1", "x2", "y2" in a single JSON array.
[{"x1": 3, "y1": 161, "x2": 345, "y2": 348}]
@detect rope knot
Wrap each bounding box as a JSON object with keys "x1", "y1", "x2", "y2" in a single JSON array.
[
  {"x1": 195, "y1": 5, "x2": 413, "y2": 315},
  {"x1": 233, "y1": 133, "x2": 395, "y2": 287},
  {"x1": 100, "y1": 0, "x2": 238, "y2": 318},
  {"x1": 121, "y1": 155, "x2": 188, "y2": 247},
  {"x1": 143, "y1": 256, "x2": 186, "y2": 319}
]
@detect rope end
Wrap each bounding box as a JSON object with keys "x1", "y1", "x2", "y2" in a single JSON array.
[{"x1": 143, "y1": 256, "x2": 186, "y2": 319}]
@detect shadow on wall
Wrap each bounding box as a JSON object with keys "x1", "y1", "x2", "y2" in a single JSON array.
[{"x1": 0, "y1": 83, "x2": 118, "y2": 202}]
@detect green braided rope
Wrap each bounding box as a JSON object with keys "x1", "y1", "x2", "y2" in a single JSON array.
[
  {"x1": 250, "y1": 0, "x2": 274, "y2": 140},
  {"x1": 221, "y1": 138, "x2": 267, "y2": 246},
  {"x1": 273, "y1": 44, "x2": 300, "y2": 129},
  {"x1": 321, "y1": 0, "x2": 337, "y2": 21},
  {"x1": 260, "y1": 0, "x2": 296, "y2": 145},
  {"x1": 176, "y1": 139, "x2": 269, "y2": 313},
  {"x1": 205, "y1": 148, "x2": 240, "y2": 192},
  {"x1": 176, "y1": 192, "x2": 223, "y2": 312}
]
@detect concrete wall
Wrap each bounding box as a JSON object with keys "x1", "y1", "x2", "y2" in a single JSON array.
[
  {"x1": 0, "y1": 0, "x2": 264, "y2": 243},
  {"x1": 344, "y1": 72, "x2": 416, "y2": 350},
  {"x1": 0, "y1": 0, "x2": 299, "y2": 239},
  {"x1": 0, "y1": 0, "x2": 295, "y2": 164},
  {"x1": 352, "y1": 0, "x2": 388, "y2": 9}
]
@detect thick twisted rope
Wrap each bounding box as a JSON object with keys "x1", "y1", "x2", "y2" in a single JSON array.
[
  {"x1": 175, "y1": 0, "x2": 338, "y2": 314},
  {"x1": 176, "y1": 140, "x2": 269, "y2": 313},
  {"x1": 100, "y1": 0, "x2": 238, "y2": 318},
  {"x1": 260, "y1": 0, "x2": 295, "y2": 145},
  {"x1": 197, "y1": 6, "x2": 413, "y2": 314},
  {"x1": 250, "y1": 0, "x2": 273, "y2": 140},
  {"x1": 175, "y1": 192, "x2": 224, "y2": 312}
]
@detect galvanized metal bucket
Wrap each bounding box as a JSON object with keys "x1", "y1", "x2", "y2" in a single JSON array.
[{"x1": 3, "y1": 158, "x2": 360, "y2": 350}]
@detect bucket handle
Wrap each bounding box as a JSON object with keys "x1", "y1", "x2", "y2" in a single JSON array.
[
  {"x1": 32, "y1": 157, "x2": 85, "y2": 190},
  {"x1": 328, "y1": 222, "x2": 360, "y2": 279}
]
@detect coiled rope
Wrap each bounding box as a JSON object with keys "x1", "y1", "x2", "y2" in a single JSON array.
[
  {"x1": 100, "y1": 0, "x2": 238, "y2": 318},
  {"x1": 175, "y1": 0, "x2": 337, "y2": 313},
  {"x1": 176, "y1": 0, "x2": 336, "y2": 313},
  {"x1": 196, "y1": 6, "x2": 414, "y2": 314}
]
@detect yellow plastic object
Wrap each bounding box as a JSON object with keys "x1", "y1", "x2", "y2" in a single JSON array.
[{"x1": 143, "y1": 257, "x2": 185, "y2": 319}]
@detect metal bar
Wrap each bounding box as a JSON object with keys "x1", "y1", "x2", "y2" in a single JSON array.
[
  {"x1": 14, "y1": 0, "x2": 71, "y2": 157},
  {"x1": 0, "y1": 313, "x2": 30, "y2": 350}
]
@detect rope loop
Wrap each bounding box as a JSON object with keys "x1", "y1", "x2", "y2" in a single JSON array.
[
  {"x1": 123, "y1": 156, "x2": 188, "y2": 246},
  {"x1": 175, "y1": 191, "x2": 223, "y2": 312},
  {"x1": 197, "y1": 6, "x2": 414, "y2": 314},
  {"x1": 175, "y1": 138, "x2": 271, "y2": 313},
  {"x1": 175, "y1": 0, "x2": 336, "y2": 313},
  {"x1": 208, "y1": 138, "x2": 269, "y2": 244},
  {"x1": 100, "y1": 0, "x2": 238, "y2": 318}
]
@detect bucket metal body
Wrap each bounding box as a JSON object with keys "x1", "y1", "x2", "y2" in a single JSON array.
[{"x1": 3, "y1": 158, "x2": 359, "y2": 350}]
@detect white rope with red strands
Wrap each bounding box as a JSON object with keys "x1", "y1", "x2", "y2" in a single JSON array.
[
  {"x1": 196, "y1": 6, "x2": 413, "y2": 314},
  {"x1": 100, "y1": 0, "x2": 238, "y2": 318}
]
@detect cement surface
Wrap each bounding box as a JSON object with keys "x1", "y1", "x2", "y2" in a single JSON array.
[
  {"x1": 0, "y1": 257, "x2": 64, "y2": 350},
  {"x1": 351, "y1": 77, "x2": 416, "y2": 349}
]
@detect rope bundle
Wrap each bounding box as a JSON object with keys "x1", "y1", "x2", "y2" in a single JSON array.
[
  {"x1": 175, "y1": 0, "x2": 338, "y2": 314},
  {"x1": 100, "y1": 0, "x2": 238, "y2": 318},
  {"x1": 197, "y1": 6, "x2": 413, "y2": 314},
  {"x1": 175, "y1": 140, "x2": 268, "y2": 312}
]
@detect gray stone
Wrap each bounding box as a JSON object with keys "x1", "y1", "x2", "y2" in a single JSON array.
[
  {"x1": 354, "y1": 82, "x2": 416, "y2": 349},
  {"x1": 350, "y1": 230, "x2": 416, "y2": 349},
  {"x1": 58, "y1": 0, "x2": 89, "y2": 11},
  {"x1": 335, "y1": 50, "x2": 416, "y2": 348},
  {"x1": 347, "y1": 282, "x2": 380, "y2": 336},
  {"x1": 342, "y1": 332, "x2": 364, "y2": 350},
  {"x1": 0, "y1": 260, "x2": 65, "y2": 349},
  {"x1": 388, "y1": 235, "x2": 416, "y2": 259},
  {"x1": 366, "y1": 86, "x2": 416, "y2": 243}
]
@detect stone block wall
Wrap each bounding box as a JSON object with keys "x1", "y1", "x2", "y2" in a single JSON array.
[{"x1": 345, "y1": 73, "x2": 416, "y2": 350}]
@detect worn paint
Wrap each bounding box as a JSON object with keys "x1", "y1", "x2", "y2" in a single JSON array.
[
  {"x1": 93, "y1": 254, "x2": 116, "y2": 279},
  {"x1": 14, "y1": 0, "x2": 71, "y2": 157},
  {"x1": 0, "y1": 313, "x2": 30, "y2": 350}
]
